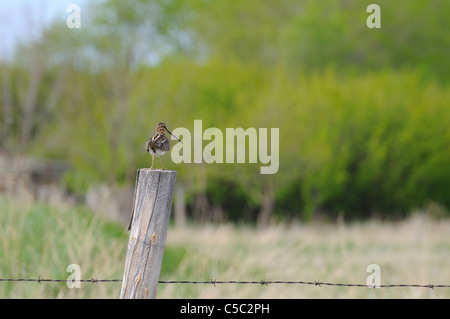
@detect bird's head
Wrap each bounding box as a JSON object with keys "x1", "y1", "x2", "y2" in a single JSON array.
[
  {"x1": 156, "y1": 123, "x2": 168, "y2": 133},
  {"x1": 156, "y1": 123, "x2": 183, "y2": 143}
]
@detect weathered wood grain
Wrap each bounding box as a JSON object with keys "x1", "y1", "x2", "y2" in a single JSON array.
[{"x1": 120, "y1": 169, "x2": 177, "y2": 299}]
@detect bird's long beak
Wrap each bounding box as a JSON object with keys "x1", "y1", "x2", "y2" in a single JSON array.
[{"x1": 166, "y1": 129, "x2": 183, "y2": 144}]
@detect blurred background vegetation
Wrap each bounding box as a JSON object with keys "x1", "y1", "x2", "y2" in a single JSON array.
[{"x1": 1, "y1": 0, "x2": 449, "y2": 225}]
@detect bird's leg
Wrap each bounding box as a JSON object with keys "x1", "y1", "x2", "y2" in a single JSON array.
[
  {"x1": 150, "y1": 156, "x2": 155, "y2": 169},
  {"x1": 160, "y1": 156, "x2": 165, "y2": 170}
]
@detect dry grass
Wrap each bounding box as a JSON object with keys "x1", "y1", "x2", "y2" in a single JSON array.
[
  {"x1": 158, "y1": 216, "x2": 450, "y2": 298},
  {"x1": 1, "y1": 196, "x2": 450, "y2": 298}
]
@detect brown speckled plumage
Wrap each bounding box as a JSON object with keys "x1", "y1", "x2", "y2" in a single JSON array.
[{"x1": 145, "y1": 123, "x2": 182, "y2": 169}]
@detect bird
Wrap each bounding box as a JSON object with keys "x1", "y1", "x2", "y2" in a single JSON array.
[{"x1": 145, "y1": 123, "x2": 182, "y2": 170}]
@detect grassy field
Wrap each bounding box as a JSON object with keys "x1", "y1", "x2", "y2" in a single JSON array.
[{"x1": 1, "y1": 197, "x2": 450, "y2": 298}]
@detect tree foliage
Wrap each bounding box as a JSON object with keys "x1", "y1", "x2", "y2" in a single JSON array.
[{"x1": 1, "y1": 0, "x2": 449, "y2": 222}]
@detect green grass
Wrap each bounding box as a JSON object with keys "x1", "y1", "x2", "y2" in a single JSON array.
[
  {"x1": 1, "y1": 197, "x2": 450, "y2": 298},
  {"x1": 0, "y1": 197, "x2": 128, "y2": 298}
]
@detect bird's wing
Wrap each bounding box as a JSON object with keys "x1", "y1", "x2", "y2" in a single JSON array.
[
  {"x1": 145, "y1": 139, "x2": 153, "y2": 152},
  {"x1": 151, "y1": 134, "x2": 170, "y2": 151}
]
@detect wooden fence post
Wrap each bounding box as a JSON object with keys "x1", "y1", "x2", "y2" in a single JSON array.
[{"x1": 120, "y1": 169, "x2": 177, "y2": 299}]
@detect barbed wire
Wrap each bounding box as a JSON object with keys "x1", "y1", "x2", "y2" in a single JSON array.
[
  {"x1": 1, "y1": 277, "x2": 450, "y2": 289},
  {"x1": 0, "y1": 277, "x2": 122, "y2": 284}
]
